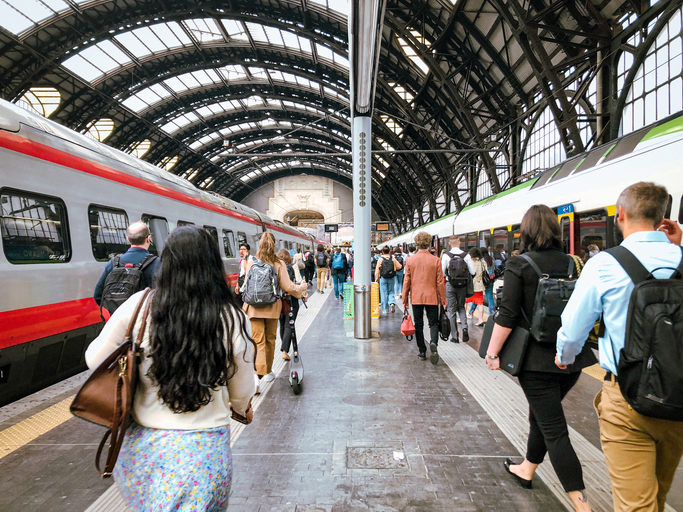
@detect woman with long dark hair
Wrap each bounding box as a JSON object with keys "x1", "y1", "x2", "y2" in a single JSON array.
[
  {"x1": 483, "y1": 205, "x2": 596, "y2": 512},
  {"x1": 465, "y1": 247, "x2": 487, "y2": 325},
  {"x1": 85, "y1": 225, "x2": 256, "y2": 511}
]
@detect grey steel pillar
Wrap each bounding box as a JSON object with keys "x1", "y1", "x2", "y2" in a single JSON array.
[{"x1": 353, "y1": 115, "x2": 372, "y2": 338}]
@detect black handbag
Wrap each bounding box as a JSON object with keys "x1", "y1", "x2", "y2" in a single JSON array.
[
  {"x1": 439, "y1": 306, "x2": 451, "y2": 341},
  {"x1": 479, "y1": 312, "x2": 529, "y2": 376}
]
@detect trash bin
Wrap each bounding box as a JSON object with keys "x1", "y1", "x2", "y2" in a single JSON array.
[{"x1": 354, "y1": 284, "x2": 372, "y2": 339}]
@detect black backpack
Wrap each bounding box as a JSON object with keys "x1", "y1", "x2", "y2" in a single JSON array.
[
  {"x1": 100, "y1": 255, "x2": 157, "y2": 315},
  {"x1": 380, "y1": 257, "x2": 396, "y2": 279},
  {"x1": 307, "y1": 252, "x2": 315, "y2": 266},
  {"x1": 606, "y1": 246, "x2": 683, "y2": 421},
  {"x1": 445, "y1": 252, "x2": 470, "y2": 287},
  {"x1": 521, "y1": 253, "x2": 576, "y2": 344},
  {"x1": 316, "y1": 251, "x2": 327, "y2": 267},
  {"x1": 394, "y1": 254, "x2": 404, "y2": 266}
]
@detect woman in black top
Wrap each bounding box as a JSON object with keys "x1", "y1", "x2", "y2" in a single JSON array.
[{"x1": 485, "y1": 205, "x2": 596, "y2": 512}]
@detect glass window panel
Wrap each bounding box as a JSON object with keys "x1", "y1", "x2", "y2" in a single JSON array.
[
  {"x1": 577, "y1": 209, "x2": 607, "y2": 254},
  {"x1": 246, "y1": 23, "x2": 268, "y2": 43},
  {"x1": 0, "y1": 2, "x2": 33, "y2": 34},
  {"x1": 222, "y1": 229, "x2": 235, "y2": 258},
  {"x1": 316, "y1": 43, "x2": 333, "y2": 60},
  {"x1": 88, "y1": 205, "x2": 129, "y2": 261},
  {"x1": 150, "y1": 22, "x2": 184, "y2": 49},
  {"x1": 1, "y1": 189, "x2": 71, "y2": 263},
  {"x1": 184, "y1": 18, "x2": 223, "y2": 43},
  {"x1": 122, "y1": 95, "x2": 148, "y2": 112},
  {"x1": 265, "y1": 26, "x2": 284, "y2": 45},
  {"x1": 141, "y1": 215, "x2": 169, "y2": 256},
  {"x1": 165, "y1": 76, "x2": 189, "y2": 93},
  {"x1": 114, "y1": 31, "x2": 151, "y2": 58},
  {"x1": 133, "y1": 26, "x2": 167, "y2": 54},
  {"x1": 62, "y1": 54, "x2": 103, "y2": 82}
]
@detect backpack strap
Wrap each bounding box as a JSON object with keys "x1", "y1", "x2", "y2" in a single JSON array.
[
  {"x1": 567, "y1": 255, "x2": 576, "y2": 279},
  {"x1": 606, "y1": 246, "x2": 651, "y2": 285},
  {"x1": 675, "y1": 247, "x2": 683, "y2": 279},
  {"x1": 111, "y1": 256, "x2": 121, "y2": 268},
  {"x1": 139, "y1": 254, "x2": 157, "y2": 271},
  {"x1": 519, "y1": 253, "x2": 544, "y2": 278}
]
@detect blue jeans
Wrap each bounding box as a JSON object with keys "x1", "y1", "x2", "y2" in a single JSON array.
[
  {"x1": 379, "y1": 277, "x2": 395, "y2": 313},
  {"x1": 332, "y1": 273, "x2": 345, "y2": 298},
  {"x1": 468, "y1": 285, "x2": 495, "y2": 315},
  {"x1": 394, "y1": 270, "x2": 404, "y2": 295}
]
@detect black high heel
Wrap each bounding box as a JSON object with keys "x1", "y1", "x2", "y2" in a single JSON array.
[{"x1": 504, "y1": 458, "x2": 532, "y2": 489}]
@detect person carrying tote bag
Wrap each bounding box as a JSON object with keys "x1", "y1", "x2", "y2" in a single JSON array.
[
  {"x1": 83, "y1": 225, "x2": 257, "y2": 512},
  {"x1": 483, "y1": 205, "x2": 596, "y2": 512}
]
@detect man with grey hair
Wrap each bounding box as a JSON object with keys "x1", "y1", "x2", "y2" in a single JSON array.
[
  {"x1": 442, "y1": 236, "x2": 475, "y2": 343},
  {"x1": 94, "y1": 221, "x2": 160, "y2": 312},
  {"x1": 556, "y1": 182, "x2": 683, "y2": 512}
]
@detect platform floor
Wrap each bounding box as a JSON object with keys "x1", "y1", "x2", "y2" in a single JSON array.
[{"x1": 0, "y1": 287, "x2": 682, "y2": 512}]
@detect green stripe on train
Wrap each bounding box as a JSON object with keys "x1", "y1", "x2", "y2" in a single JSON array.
[{"x1": 642, "y1": 115, "x2": 683, "y2": 142}]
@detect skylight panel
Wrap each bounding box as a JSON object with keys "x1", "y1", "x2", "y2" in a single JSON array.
[
  {"x1": 196, "y1": 106, "x2": 214, "y2": 117},
  {"x1": 334, "y1": 53, "x2": 349, "y2": 68},
  {"x1": 298, "y1": 36, "x2": 312, "y2": 54},
  {"x1": 221, "y1": 19, "x2": 249, "y2": 41},
  {"x1": 76, "y1": 41, "x2": 132, "y2": 76},
  {"x1": 397, "y1": 34, "x2": 430, "y2": 74},
  {"x1": 165, "y1": 76, "x2": 190, "y2": 93},
  {"x1": 161, "y1": 112, "x2": 198, "y2": 134},
  {"x1": 244, "y1": 95, "x2": 264, "y2": 107},
  {"x1": 0, "y1": 0, "x2": 41, "y2": 34},
  {"x1": 114, "y1": 31, "x2": 151, "y2": 59},
  {"x1": 127, "y1": 27, "x2": 164, "y2": 54},
  {"x1": 245, "y1": 23, "x2": 269, "y2": 44},
  {"x1": 388, "y1": 81, "x2": 414, "y2": 102},
  {"x1": 381, "y1": 115, "x2": 404, "y2": 136},
  {"x1": 149, "y1": 23, "x2": 185, "y2": 50},
  {"x1": 316, "y1": 43, "x2": 334, "y2": 61},
  {"x1": 218, "y1": 65, "x2": 248, "y2": 81},
  {"x1": 248, "y1": 67, "x2": 270, "y2": 80},
  {"x1": 62, "y1": 54, "x2": 104, "y2": 82},
  {"x1": 264, "y1": 26, "x2": 284, "y2": 46},
  {"x1": 122, "y1": 95, "x2": 149, "y2": 112},
  {"x1": 183, "y1": 19, "x2": 224, "y2": 43}
]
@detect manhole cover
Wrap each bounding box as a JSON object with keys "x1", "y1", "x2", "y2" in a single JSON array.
[
  {"x1": 341, "y1": 394, "x2": 387, "y2": 406},
  {"x1": 346, "y1": 447, "x2": 409, "y2": 469}
]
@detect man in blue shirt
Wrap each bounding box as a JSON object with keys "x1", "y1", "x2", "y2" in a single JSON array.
[
  {"x1": 555, "y1": 182, "x2": 683, "y2": 512},
  {"x1": 93, "y1": 221, "x2": 160, "y2": 306}
]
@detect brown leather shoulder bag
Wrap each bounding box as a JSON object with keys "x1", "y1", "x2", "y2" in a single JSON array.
[{"x1": 70, "y1": 288, "x2": 153, "y2": 477}]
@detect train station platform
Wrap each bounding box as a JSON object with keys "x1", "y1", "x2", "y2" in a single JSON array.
[{"x1": 1, "y1": 289, "x2": 682, "y2": 512}]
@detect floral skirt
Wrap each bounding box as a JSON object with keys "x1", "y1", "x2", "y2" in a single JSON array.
[
  {"x1": 465, "y1": 291, "x2": 484, "y2": 305},
  {"x1": 113, "y1": 422, "x2": 232, "y2": 512}
]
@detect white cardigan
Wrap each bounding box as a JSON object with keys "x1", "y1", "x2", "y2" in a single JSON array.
[{"x1": 85, "y1": 290, "x2": 256, "y2": 430}]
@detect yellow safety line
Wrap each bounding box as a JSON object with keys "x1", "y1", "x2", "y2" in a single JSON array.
[{"x1": 0, "y1": 396, "x2": 75, "y2": 460}]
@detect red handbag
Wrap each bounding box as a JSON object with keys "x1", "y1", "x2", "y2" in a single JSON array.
[{"x1": 401, "y1": 313, "x2": 416, "y2": 340}]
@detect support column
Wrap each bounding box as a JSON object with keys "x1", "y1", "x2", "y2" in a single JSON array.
[{"x1": 353, "y1": 115, "x2": 372, "y2": 338}]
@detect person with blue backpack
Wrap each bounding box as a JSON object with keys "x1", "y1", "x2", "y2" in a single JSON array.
[
  {"x1": 330, "y1": 247, "x2": 348, "y2": 300},
  {"x1": 556, "y1": 182, "x2": 683, "y2": 512}
]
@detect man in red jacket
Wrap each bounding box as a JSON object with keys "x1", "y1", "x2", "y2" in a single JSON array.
[{"x1": 402, "y1": 231, "x2": 448, "y2": 365}]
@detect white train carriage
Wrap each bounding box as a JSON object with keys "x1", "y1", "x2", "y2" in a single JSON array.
[
  {"x1": 0, "y1": 98, "x2": 313, "y2": 405},
  {"x1": 381, "y1": 112, "x2": 683, "y2": 258}
]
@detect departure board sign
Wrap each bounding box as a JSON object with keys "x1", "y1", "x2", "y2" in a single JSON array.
[
  {"x1": 376, "y1": 223, "x2": 390, "y2": 231},
  {"x1": 325, "y1": 224, "x2": 338, "y2": 232}
]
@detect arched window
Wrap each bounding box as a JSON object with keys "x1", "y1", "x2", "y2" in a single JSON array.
[
  {"x1": 129, "y1": 139, "x2": 151, "y2": 159},
  {"x1": 618, "y1": 7, "x2": 683, "y2": 135},
  {"x1": 16, "y1": 87, "x2": 61, "y2": 117},
  {"x1": 160, "y1": 155, "x2": 179, "y2": 171},
  {"x1": 86, "y1": 118, "x2": 114, "y2": 141}
]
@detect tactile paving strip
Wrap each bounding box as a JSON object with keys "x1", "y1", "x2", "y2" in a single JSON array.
[{"x1": 0, "y1": 398, "x2": 73, "y2": 460}]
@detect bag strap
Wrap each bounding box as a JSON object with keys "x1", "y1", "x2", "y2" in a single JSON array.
[
  {"x1": 96, "y1": 289, "x2": 153, "y2": 477},
  {"x1": 606, "y1": 246, "x2": 651, "y2": 285},
  {"x1": 519, "y1": 253, "x2": 544, "y2": 278},
  {"x1": 138, "y1": 254, "x2": 157, "y2": 272},
  {"x1": 111, "y1": 256, "x2": 121, "y2": 268},
  {"x1": 566, "y1": 255, "x2": 576, "y2": 278}
]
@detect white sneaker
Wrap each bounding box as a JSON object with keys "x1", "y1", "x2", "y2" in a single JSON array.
[
  {"x1": 263, "y1": 372, "x2": 275, "y2": 382},
  {"x1": 466, "y1": 313, "x2": 473, "y2": 319},
  {"x1": 254, "y1": 374, "x2": 261, "y2": 394}
]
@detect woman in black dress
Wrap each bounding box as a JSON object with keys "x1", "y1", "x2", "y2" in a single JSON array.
[{"x1": 484, "y1": 205, "x2": 596, "y2": 512}]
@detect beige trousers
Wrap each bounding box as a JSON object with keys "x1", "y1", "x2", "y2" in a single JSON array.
[
  {"x1": 596, "y1": 380, "x2": 683, "y2": 512},
  {"x1": 250, "y1": 317, "x2": 278, "y2": 376},
  {"x1": 316, "y1": 267, "x2": 328, "y2": 292}
]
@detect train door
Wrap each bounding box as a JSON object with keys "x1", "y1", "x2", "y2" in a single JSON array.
[
  {"x1": 557, "y1": 204, "x2": 576, "y2": 255},
  {"x1": 142, "y1": 215, "x2": 169, "y2": 255}
]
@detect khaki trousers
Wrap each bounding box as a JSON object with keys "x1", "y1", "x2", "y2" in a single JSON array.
[
  {"x1": 595, "y1": 380, "x2": 683, "y2": 512},
  {"x1": 316, "y1": 267, "x2": 328, "y2": 292},
  {"x1": 250, "y1": 317, "x2": 278, "y2": 376}
]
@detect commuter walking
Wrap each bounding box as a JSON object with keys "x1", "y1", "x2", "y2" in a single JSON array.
[
  {"x1": 465, "y1": 247, "x2": 487, "y2": 326},
  {"x1": 393, "y1": 247, "x2": 405, "y2": 299},
  {"x1": 557, "y1": 182, "x2": 683, "y2": 512},
  {"x1": 93, "y1": 221, "x2": 160, "y2": 315},
  {"x1": 375, "y1": 246, "x2": 402, "y2": 314},
  {"x1": 442, "y1": 236, "x2": 475, "y2": 343},
  {"x1": 243, "y1": 233, "x2": 307, "y2": 392},
  {"x1": 304, "y1": 248, "x2": 315, "y2": 285},
  {"x1": 480, "y1": 248, "x2": 496, "y2": 316},
  {"x1": 85, "y1": 225, "x2": 256, "y2": 511},
  {"x1": 235, "y1": 243, "x2": 253, "y2": 296},
  {"x1": 484, "y1": 205, "x2": 596, "y2": 512},
  {"x1": 292, "y1": 247, "x2": 305, "y2": 283},
  {"x1": 402, "y1": 231, "x2": 447, "y2": 364},
  {"x1": 314, "y1": 245, "x2": 329, "y2": 293},
  {"x1": 277, "y1": 250, "x2": 301, "y2": 361},
  {"x1": 330, "y1": 247, "x2": 348, "y2": 299}
]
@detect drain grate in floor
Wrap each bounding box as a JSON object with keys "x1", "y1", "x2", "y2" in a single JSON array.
[{"x1": 346, "y1": 447, "x2": 409, "y2": 469}]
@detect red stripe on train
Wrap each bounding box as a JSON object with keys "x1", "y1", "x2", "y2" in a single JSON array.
[
  {"x1": 0, "y1": 273, "x2": 240, "y2": 350},
  {"x1": 0, "y1": 131, "x2": 261, "y2": 227},
  {"x1": 0, "y1": 298, "x2": 102, "y2": 350}
]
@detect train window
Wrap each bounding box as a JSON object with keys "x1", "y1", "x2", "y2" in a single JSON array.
[
  {"x1": 560, "y1": 217, "x2": 571, "y2": 254},
  {"x1": 530, "y1": 165, "x2": 561, "y2": 189},
  {"x1": 177, "y1": 220, "x2": 194, "y2": 227},
  {"x1": 547, "y1": 156, "x2": 584, "y2": 184},
  {"x1": 576, "y1": 209, "x2": 608, "y2": 258},
  {"x1": 492, "y1": 228, "x2": 508, "y2": 253},
  {"x1": 465, "y1": 232, "x2": 476, "y2": 250},
  {"x1": 237, "y1": 232, "x2": 248, "y2": 249},
  {"x1": 141, "y1": 215, "x2": 169, "y2": 256},
  {"x1": 665, "y1": 195, "x2": 672, "y2": 220},
  {"x1": 88, "y1": 205, "x2": 129, "y2": 261},
  {"x1": 602, "y1": 128, "x2": 649, "y2": 163},
  {"x1": 203, "y1": 225, "x2": 218, "y2": 244},
  {"x1": 573, "y1": 146, "x2": 609, "y2": 174},
  {"x1": 510, "y1": 225, "x2": 521, "y2": 252},
  {"x1": 222, "y1": 230, "x2": 236, "y2": 258},
  {"x1": 1, "y1": 189, "x2": 71, "y2": 264}
]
